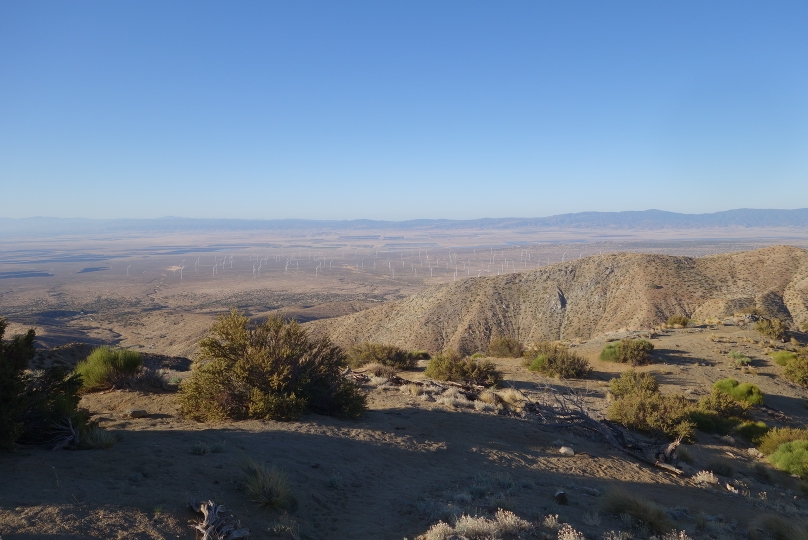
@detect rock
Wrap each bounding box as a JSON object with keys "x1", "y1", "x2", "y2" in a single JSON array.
[
  {"x1": 747, "y1": 448, "x2": 763, "y2": 458},
  {"x1": 127, "y1": 409, "x2": 148, "y2": 418},
  {"x1": 554, "y1": 490, "x2": 568, "y2": 505},
  {"x1": 559, "y1": 446, "x2": 575, "y2": 456}
]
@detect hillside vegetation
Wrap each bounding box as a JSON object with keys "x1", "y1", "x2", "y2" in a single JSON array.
[{"x1": 310, "y1": 246, "x2": 808, "y2": 353}]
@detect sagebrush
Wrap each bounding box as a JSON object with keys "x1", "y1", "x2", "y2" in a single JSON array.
[
  {"x1": 600, "y1": 339, "x2": 654, "y2": 366},
  {"x1": 425, "y1": 351, "x2": 502, "y2": 387},
  {"x1": 755, "y1": 317, "x2": 788, "y2": 340},
  {"x1": 525, "y1": 341, "x2": 591, "y2": 379},
  {"x1": 178, "y1": 310, "x2": 366, "y2": 421},
  {"x1": 346, "y1": 342, "x2": 423, "y2": 370},
  {"x1": 488, "y1": 336, "x2": 523, "y2": 358},
  {"x1": 712, "y1": 378, "x2": 764, "y2": 405}
]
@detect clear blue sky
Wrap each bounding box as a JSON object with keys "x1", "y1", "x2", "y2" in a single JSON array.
[{"x1": 1, "y1": 1, "x2": 807, "y2": 220}]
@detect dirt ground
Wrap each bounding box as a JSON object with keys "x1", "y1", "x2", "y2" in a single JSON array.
[{"x1": 2, "y1": 323, "x2": 807, "y2": 539}]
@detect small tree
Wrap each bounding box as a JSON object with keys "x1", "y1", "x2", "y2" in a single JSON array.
[
  {"x1": 178, "y1": 310, "x2": 366, "y2": 422},
  {"x1": 0, "y1": 318, "x2": 83, "y2": 450}
]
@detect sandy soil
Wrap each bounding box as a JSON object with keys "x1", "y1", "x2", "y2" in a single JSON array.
[{"x1": 2, "y1": 323, "x2": 807, "y2": 539}]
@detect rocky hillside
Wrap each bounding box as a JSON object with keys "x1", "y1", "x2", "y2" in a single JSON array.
[{"x1": 309, "y1": 246, "x2": 808, "y2": 353}]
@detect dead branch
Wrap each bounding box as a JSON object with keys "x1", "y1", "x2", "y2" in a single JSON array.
[
  {"x1": 50, "y1": 417, "x2": 79, "y2": 451},
  {"x1": 189, "y1": 500, "x2": 250, "y2": 540}
]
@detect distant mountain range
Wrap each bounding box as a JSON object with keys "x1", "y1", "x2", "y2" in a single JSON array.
[{"x1": 2, "y1": 208, "x2": 808, "y2": 236}]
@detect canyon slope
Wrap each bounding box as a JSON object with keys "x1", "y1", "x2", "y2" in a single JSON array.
[{"x1": 309, "y1": 245, "x2": 808, "y2": 353}]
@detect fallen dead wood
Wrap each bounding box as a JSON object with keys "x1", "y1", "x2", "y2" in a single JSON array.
[
  {"x1": 514, "y1": 383, "x2": 684, "y2": 476},
  {"x1": 188, "y1": 500, "x2": 250, "y2": 540}
]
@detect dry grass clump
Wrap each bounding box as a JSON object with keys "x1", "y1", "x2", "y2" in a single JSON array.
[
  {"x1": 601, "y1": 489, "x2": 674, "y2": 535},
  {"x1": 346, "y1": 342, "x2": 424, "y2": 370},
  {"x1": 81, "y1": 426, "x2": 120, "y2": 449},
  {"x1": 241, "y1": 460, "x2": 296, "y2": 511},
  {"x1": 488, "y1": 336, "x2": 524, "y2": 358},
  {"x1": 419, "y1": 509, "x2": 532, "y2": 540},
  {"x1": 713, "y1": 378, "x2": 764, "y2": 405},
  {"x1": 74, "y1": 346, "x2": 143, "y2": 390},
  {"x1": 424, "y1": 351, "x2": 503, "y2": 387},
  {"x1": 178, "y1": 311, "x2": 366, "y2": 422},
  {"x1": 692, "y1": 470, "x2": 719, "y2": 485},
  {"x1": 600, "y1": 339, "x2": 655, "y2": 366},
  {"x1": 524, "y1": 342, "x2": 591, "y2": 379},
  {"x1": 748, "y1": 514, "x2": 808, "y2": 540}
]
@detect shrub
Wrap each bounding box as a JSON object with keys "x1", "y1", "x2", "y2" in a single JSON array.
[
  {"x1": 772, "y1": 351, "x2": 797, "y2": 366},
  {"x1": 609, "y1": 370, "x2": 659, "y2": 398},
  {"x1": 600, "y1": 339, "x2": 654, "y2": 366},
  {"x1": 363, "y1": 362, "x2": 397, "y2": 378},
  {"x1": 81, "y1": 427, "x2": 120, "y2": 449},
  {"x1": 803, "y1": 322, "x2": 808, "y2": 332},
  {"x1": 0, "y1": 318, "x2": 85, "y2": 450},
  {"x1": 758, "y1": 427, "x2": 808, "y2": 455},
  {"x1": 178, "y1": 310, "x2": 366, "y2": 422},
  {"x1": 783, "y1": 355, "x2": 808, "y2": 386},
  {"x1": 488, "y1": 336, "x2": 523, "y2": 358},
  {"x1": 667, "y1": 315, "x2": 690, "y2": 327},
  {"x1": 607, "y1": 389, "x2": 695, "y2": 441},
  {"x1": 713, "y1": 378, "x2": 764, "y2": 405},
  {"x1": 735, "y1": 421, "x2": 769, "y2": 442},
  {"x1": 74, "y1": 347, "x2": 143, "y2": 390},
  {"x1": 756, "y1": 318, "x2": 788, "y2": 340},
  {"x1": 425, "y1": 351, "x2": 503, "y2": 387},
  {"x1": 769, "y1": 440, "x2": 808, "y2": 479},
  {"x1": 241, "y1": 460, "x2": 296, "y2": 510},
  {"x1": 690, "y1": 388, "x2": 750, "y2": 433},
  {"x1": 524, "y1": 342, "x2": 591, "y2": 379},
  {"x1": 728, "y1": 350, "x2": 752, "y2": 366},
  {"x1": 346, "y1": 342, "x2": 420, "y2": 370},
  {"x1": 601, "y1": 489, "x2": 674, "y2": 535}
]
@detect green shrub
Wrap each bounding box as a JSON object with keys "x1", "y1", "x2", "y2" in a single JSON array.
[
  {"x1": 728, "y1": 350, "x2": 752, "y2": 366},
  {"x1": 599, "y1": 339, "x2": 654, "y2": 366},
  {"x1": 713, "y1": 378, "x2": 764, "y2": 405},
  {"x1": 802, "y1": 322, "x2": 808, "y2": 332},
  {"x1": 424, "y1": 351, "x2": 503, "y2": 387},
  {"x1": 346, "y1": 342, "x2": 420, "y2": 370},
  {"x1": 772, "y1": 351, "x2": 797, "y2": 366},
  {"x1": 735, "y1": 421, "x2": 769, "y2": 442},
  {"x1": 758, "y1": 427, "x2": 808, "y2": 455},
  {"x1": 783, "y1": 355, "x2": 808, "y2": 386},
  {"x1": 606, "y1": 389, "x2": 695, "y2": 441},
  {"x1": 748, "y1": 514, "x2": 808, "y2": 540},
  {"x1": 178, "y1": 310, "x2": 366, "y2": 422},
  {"x1": 608, "y1": 370, "x2": 659, "y2": 398},
  {"x1": 488, "y1": 336, "x2": 524, "y2": 358},
  {"x1": 524, "y1": 342, "x2": 591, "y2": 379},
  {"x1": 74, "y1": 347, "x2": 143, "y2": 390},
  {"x1": 0, "y1": 318, "x2": 84, "y2": 450},
  {"x1": 770, "y1": 440, "x2": 808, "y2": 479},
  {"x1": 756, "y1": 318, "x2": 788, "y2": 340},
  {"x1": 667, "y1": 315, "x2": 690, "y2": 327},
  {"x1": 691, "y1": 388, "x2": 749, "y2": 434}
]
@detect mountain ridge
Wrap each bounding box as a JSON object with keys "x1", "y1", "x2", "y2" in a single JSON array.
[
  {"x1": 3, "y1": 208, "x2": 808, "y2": 236},
  {"x1": 307, "y1": 245, "x2": 808, "y2": 354}
]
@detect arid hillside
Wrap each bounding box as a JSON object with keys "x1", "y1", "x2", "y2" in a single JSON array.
[{"x1": 310, "y1": 246, "x2": 808, "y2": 353}]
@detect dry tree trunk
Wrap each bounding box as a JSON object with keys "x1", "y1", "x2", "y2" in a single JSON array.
[{"x1": 188, "y1": 500, "x2": 250, "y2": 540}]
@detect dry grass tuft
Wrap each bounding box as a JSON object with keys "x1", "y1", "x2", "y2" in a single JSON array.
[
  {"x1": 748, "y1": 514, "x2": 808, "y2": 540},
  {"x1": 81, "y1": 426, "x2": 120, "y2": 449},
  {"x1": 601, "y1": 489, "x2": 673, "y2": 534},
  {"x1": 241, "y1": 460, "x2": 296, "y2": 511},
  {"x1": 692, "y1": 470, "x2": 719, "y2": 485}
]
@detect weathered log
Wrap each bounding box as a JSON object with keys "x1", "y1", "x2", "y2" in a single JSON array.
[{"x1": 189, "y1": 500, "x2": 250, "y2": 540}]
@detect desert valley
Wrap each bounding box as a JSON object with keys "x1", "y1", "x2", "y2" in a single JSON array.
[{"x1": 3, "y1": 218, "x2": 808, "y2": 540}]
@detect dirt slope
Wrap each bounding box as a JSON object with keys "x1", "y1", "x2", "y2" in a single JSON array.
[{"x1": 309, "y1": 246, "x2": 808, "y2": 353}]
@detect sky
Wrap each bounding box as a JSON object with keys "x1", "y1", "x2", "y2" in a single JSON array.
[{"x1": 1, "y1": 1, "x2": 807, "y2": 221}]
